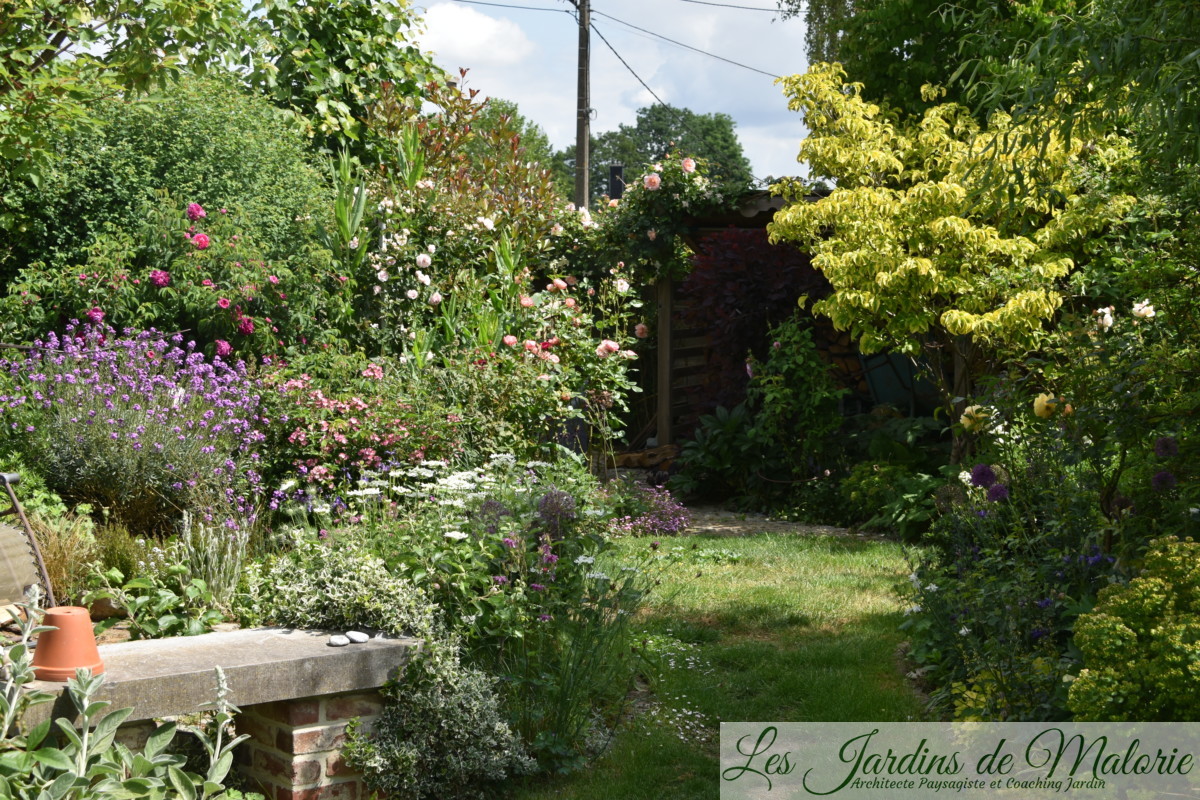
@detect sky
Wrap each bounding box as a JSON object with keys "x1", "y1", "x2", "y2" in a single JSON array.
[{"x1": 413, "y1": 0, "x2": 812, "y2": 184}]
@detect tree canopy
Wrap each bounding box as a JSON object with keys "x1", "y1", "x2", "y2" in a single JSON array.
[
  {"x1": 768, "y1": 64, "x2": 1134, "y2": 436},
  {"x1": 776, "y1": 0, "x2": 1072, "y2": 117},
  {"x1": 554, "y1": 104, "x2": 755, "y2": 203}
]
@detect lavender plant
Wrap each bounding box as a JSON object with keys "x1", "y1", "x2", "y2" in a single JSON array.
[{"x1": 0, "y1": 323, "x2": 266, "y2": 535}]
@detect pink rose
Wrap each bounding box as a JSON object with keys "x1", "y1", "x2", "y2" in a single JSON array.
[
  {"x1": 520, "y1": 295, "x2": 535, "y2": 308},
  {"x1": 86, "y1": 306, "x2": 105, "y2": 324},
  {"x1": 635, "y1": 323, "x2": 649, "y2": 338},
  {"x1": 416, "y1": 253, "x2": 432, "y2": 269},
  {"x1": 192, "y1": 233, "x2": 210, "y2": 250},
  {"x1": 149, "y1": 269, "x2": 170, "y2": 288},
  {"x1": 201, "y1": 279, "x2": 214, "y2": 287},
  {"x1": 187, "y1": 203, "x2": 207, "y2": 221},
  {"x1": 406, "y1": 289, "x2": 419, "y2": 300},
  {"x1": 215, "y1": 339, "x2": 233, "y2": 357},
  {"x1": 268, "y1": 275, "x2": 279, "y2": 284},
  {"x1": 218, "y1": 297, "x2": 231, "y2": 309},
  {"x1": 553, "y1": 278, "x2": 568, "y2": 291},
  {"x1": 429, "y1": 291, "x2": 442, "y2": 306},
  {"x1": 361, "y1": 363, "x2": 384, "y2": 379},
  {"x1": 503, "y1": 335, "x2": 518, "y2": 347},
  {"x1": 681, "y1": 157, "x2": 696, "y2": 174},
  {"x1": 524, "y1": 340, "x2": 538, "y2": 353},
  {"x1": 237, "y1": 317, "x2": 255, "y2": 336},
  {"x1": 643, "y1": 173, "x2": 662, "y2": 190}
]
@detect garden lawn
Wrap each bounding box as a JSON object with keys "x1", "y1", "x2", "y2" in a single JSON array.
[{"x1": 510, "y1": 531, "x2": 926, "y2": 799}]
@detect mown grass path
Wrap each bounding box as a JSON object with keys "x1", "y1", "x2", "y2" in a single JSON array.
[{"x1": 512, "y1": 529, "x2": 926, "y2": 799}]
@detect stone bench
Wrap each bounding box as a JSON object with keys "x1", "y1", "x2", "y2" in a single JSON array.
[{"x1": 27, "y1": 627, "x2": 419, "y2": 800}]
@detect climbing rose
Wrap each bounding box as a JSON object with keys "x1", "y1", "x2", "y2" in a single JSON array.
[
  {"x1": 635, "y1": 323, "x2": 649, "y2": 338},
  {"x1": 186, "y1": 203, "x2": 207, "y2": 221},
  {"x1": 643, "y1": 173, "x2": 662, "y2": 190},
  {"x1": 217, "y1": 298, "x2": 231, "y2": 309},
  {"x1": 149, "y1": 270, "x2": 170, "y2": 288},
  {"x1": 681, "y1": 157, "x2": 696, "y2": 173}
]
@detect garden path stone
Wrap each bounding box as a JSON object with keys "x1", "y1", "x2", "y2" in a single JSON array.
[{"x1": 684, "y1": 506, "x2": 885, "y2": 539}]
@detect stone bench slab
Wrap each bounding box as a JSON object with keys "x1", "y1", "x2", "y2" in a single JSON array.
[{"x1": 24, "y1": 627, "x2": 418, "y2": 727}]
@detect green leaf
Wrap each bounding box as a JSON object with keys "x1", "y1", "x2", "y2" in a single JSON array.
[
  {"x1": 167, "y1": 765, "x2": 196, "y2": 800},
  {"x1": 143, "y1": 722, "x2": 176, "y2": 760},
  {"x1": 31, "y1": 748, "x2": 75, "y2": 773}
]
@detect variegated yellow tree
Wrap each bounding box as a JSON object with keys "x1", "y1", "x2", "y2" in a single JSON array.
[{"x1": 768, "y1": 63, "x2": 1134, "y2": 459}]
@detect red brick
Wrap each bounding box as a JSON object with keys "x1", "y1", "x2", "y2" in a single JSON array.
[
  {"x1": 251, "y1": 700, "x2": 321, "y2": 726},
  {"x1": 274, "y1": 781, "x2": 360, "y2": 800},
  {"x1": 324, "y1": 752, "x2": 359, "y2": 779},
  {"x1": 283, "y1": 724, "x2": 349, "y2": 755},
  {"x1": 322, "y1": 694, "x2": 383, "y2": 722},
  {"x1": 237, "y1": 715, "x2": 279, "y2": 747},
  {"x1": 253, "y1": 749, "x2": 322, "y2": 785}
]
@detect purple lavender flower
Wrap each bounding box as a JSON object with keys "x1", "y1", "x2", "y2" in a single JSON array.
[
  {"x1": 986, "y1": 484, "x2": 1009, "y2": 503},
  {"x1": 1154, "y1": 436, "x2": 1179, "y2": 459},
  {"x1": 970, "y1": 463, "x2": 997, "y2": 489},
  {"x1": 1152, "y1": 470, "x2": 1177, "y2": 492}
]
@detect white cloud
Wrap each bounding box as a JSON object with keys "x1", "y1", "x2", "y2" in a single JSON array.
[
  {"x1": 419, "y1": 4, "x2": 535, "y2": 68},
  {"x1": 414, "y1": 0, "x2": 811, "y2": 181}
]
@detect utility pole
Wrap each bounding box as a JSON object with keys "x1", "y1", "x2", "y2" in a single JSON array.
[{"x1": 573, "y1": 0, "x2": 590, "y2": 208}]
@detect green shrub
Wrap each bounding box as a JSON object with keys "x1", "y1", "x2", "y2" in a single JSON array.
[
  {"x1": 244, "y1": 536, "x2": 532, "y2": 800},
  {"x1": 1069, "y1": 536, "x2": 1200, "y2": 721},
  {"x1": 0, "y1": 72, "x2": 329, "y2": 284}
]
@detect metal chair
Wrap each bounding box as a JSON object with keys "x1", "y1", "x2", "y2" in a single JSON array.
[{"x1": 0, "y1": 473, "x2": 56, "y2": 610}]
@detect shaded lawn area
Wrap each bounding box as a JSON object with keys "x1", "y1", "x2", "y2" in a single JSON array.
[{"x1": 510, "y1": 532, "x2": 926, "y2": 800}]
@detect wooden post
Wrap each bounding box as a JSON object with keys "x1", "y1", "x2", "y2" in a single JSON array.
[{"x1": 656, "y1": 278, "x2": 673, "y2": 446}]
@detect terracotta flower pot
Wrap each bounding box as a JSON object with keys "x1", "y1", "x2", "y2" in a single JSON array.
[{"x1": 33, "y1": 606, "x2": 105, "y2": 681}]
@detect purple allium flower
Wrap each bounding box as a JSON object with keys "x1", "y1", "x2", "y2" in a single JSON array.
[
  {"x1": 970, "y1": 463, "x2": 997, "y2": 489},
  {"x1": 1155, "y1": 436, "x2": 1180, "y2": 459},
  {"x1": 537, "y1": 487, "x2": 577, "y2": 540},
  {"x1": 1152, "y1": 470, "x2": 1178, "y2": 492},
  {"x1": 986, "y1": 484, "x2": 1009, "y2": 503}
]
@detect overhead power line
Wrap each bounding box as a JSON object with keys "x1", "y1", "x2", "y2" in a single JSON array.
[
  {"x1": 677, "y1": 0, "x2": 778, "y2": 11},
  {"x1": 446, "y1": 0, "x2": 570, "y2": 13},
  {"x1": 591, "y1": 9, "x2": 780, "y2": 79}
]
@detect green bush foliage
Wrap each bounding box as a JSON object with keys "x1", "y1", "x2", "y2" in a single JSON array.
[
  {"x1": 244, "y1": 535, "x2": 533, "y2": 799},
  {"x1": 1069, "y1": 536, "x2": 1200, "y2": 721},
  {"x1": 0, "y1": 73, "x2": 329, "y2": 284}
]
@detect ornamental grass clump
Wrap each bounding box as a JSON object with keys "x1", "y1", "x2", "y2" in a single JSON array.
[{"x1": 0, "y1": 323, "x2": 265, "y2": 535}]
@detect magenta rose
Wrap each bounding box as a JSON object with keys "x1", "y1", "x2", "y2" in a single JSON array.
[
  {"x1": 214, "y1": 339, "x2": 233, "y2": 357},
  {"x1": 149, "y1": 269, "x2": 170, "y2": 288},
  {"x1": 192, "y1": 233, "x2": 211, "y2": 250},
  {"x1": 187, "y1": 203, "x2": 207, "y2": 221}
]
